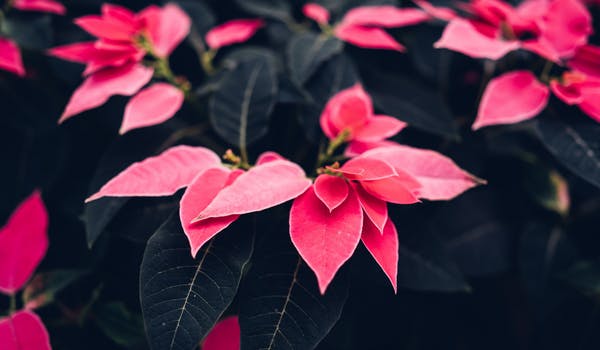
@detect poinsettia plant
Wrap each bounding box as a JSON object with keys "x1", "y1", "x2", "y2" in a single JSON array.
[{"x1": 3, "y1": 0, "x2": 600, "y2": 349}]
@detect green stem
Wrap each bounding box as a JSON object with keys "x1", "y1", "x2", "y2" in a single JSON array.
[
  {"x1": 316, "y1": 130, "x2": 350, "y2": 168},
  {"x1": 540, "y1": 60, "x2": 554, "y2": 83},
  {"x1": 239, "y1": 145, "x2": 249, "y2": 168},
  {"x1": 201, "y1": 49, "x2": 217, "y2": 75},
  {"x1": 9, "y1": 294, "x2": 16, "y2": 314}
]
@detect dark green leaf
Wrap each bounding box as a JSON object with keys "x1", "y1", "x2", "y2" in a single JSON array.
[
  {"x1": 3, "y1": 16, "x2": 52, "y2": 50},
  {"x1": 301, "y1": 53, "x2": 359, "y2": 142},
  {"x1": 239, "y1": 242, "x2": 348, "y2": 350},
  {"x1": 84, "y1": 128, "x2": 173, "y2": 247},
  {"x1": 209, "y1": 51, "x2": 278, "y2": 147},
  {"x1": 560, "y1": 260, "x2": 600, "y2": 297},
  {"x1": 234, "y1": 0, "x2": 292, "y2": 21},
  {"x1": 22, "y1": 269, "x2": 88, "y2": 309},
  {"x1": 535, "y1": 116, "x2": 600, "y2": 189},
  {"x1": 94, "y1": 302, "x2": 145, "y2": 347},
  {"x1": 397, "y1": 229, "x2": 470, "y2": 292},
  {"x1": 140, "y1": 214, "x2": 254, "y2": 350},
  {"x1": 287, "y1": 33, "x2": 343, "y2": 85},
  {"x1": 364, "y1": 71, "x2": 459, "y2": 139}
]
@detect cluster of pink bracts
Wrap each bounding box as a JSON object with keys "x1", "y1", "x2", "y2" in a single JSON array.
[{"x1": 87, "y1": 83, "x2": 484, "y2": 294}]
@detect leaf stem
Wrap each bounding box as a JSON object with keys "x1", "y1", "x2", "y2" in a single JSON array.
[
  {"x1": 201, "y1": 49, "x2": 217, "y2": 75},
  {"x1": 317, "y1": 130, "x2": 350, "y2": 167},
  {"x1": 540, "y1": 60, "x2": 554, "y2": 83},
  {"x1": 9, "y1": 294, "x2": 16, "y2": 314}
]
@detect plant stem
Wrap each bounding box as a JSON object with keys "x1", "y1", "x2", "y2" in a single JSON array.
[
  {"x1": 239, "y1": 145, "x2": 249, "y2": 167},
  {"x1": 201, "y1": 49, "x2": 217, "y2": 75},
  {"x1": 9, "y1": 294, "x2": 16, "y2": 314},
  {"x1": 540, "y1": 60, "x2": 554, "y2": 83}
]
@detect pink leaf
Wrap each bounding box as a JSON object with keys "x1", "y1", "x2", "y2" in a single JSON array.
[
  {"x1": 352, "y1": 115, "x2": 407, "y2": 142},
  {"x1": 180, "y1": 168, "x2": 239, "y2": 257},
  {"x1": 86, "y1": 145, "x2": 221, "y2": 202},
  {"x1": 539, "y1": 0, "x2": 591, "y2": 59},
  {"x1": 202, "y1": 316, "x2": 240, "y2": 350},
  {"x1": 361, "y1": 145, "x2": 485, "y2": 200},
  {"x1": 337, "y1": 157, "x2": 398, "y2": 181},
  {"x1": 434, "y1": 18, "x2": 520, "y2": 60},
  {"x1": 0, "y1": 191, "x2": 48, "y2": 295},
  {"x1": 340, "y1": 6, "x2": 430, "y2": 28},
  {"x1": 413, "y1": 0, "x2": 457, "y2": 21},
  {"x1": 256, "y1": 151, "x2": 285, "y2": 165},
  {"x1": 205, "y1": 19, "x2": 264, "y2": 50},
  {"x1": 290, "y1": 186, "x2": 363, "y2": 294},
  {"x1": 578, "y1": 90, "x2": 600, "y2": 122},
  {"x1": 140, "y1": 4, "x2": 191, "y2": 57},
  {"x1": 303, "y1": 3, "x2": 330, "y2": 24},
  {"x1": 353, "y1": 183, "x2": 388, "y2": 233},
  {"x1": 569, "y1": 45, "x2": 600, "y2": 78},
  {"x1": 59, "y1": 63, "x2": 153, "y2": 123},
  {"x1": 0, "y1": 38, "x2": 25, "y2": 77},
  {"x1": 120, "y1": 83, "x2": 184, "y2": 134},
  {"x1": 194, "y1": 160, "x2": 312, "y2": 220},
  {"x1": 359, "y1": 173, "x2": 421, "y2": 204},
  {"x1": 320, "y1": 83, "x2": 373, "y2": 139},
  {"x1": 314, "y1": 174, "x2": 349, "y2": 212},
  {"x1": 74, "y1": 14, "x2": 139, "y2": 42},
  {"x1": 361, "y1": 217, "x2": 398, "y2": 292},
  {"x1": 474, "y1": 70, "x2": 550, "y2": 130},
  {"x1": 335, "y1": 24, "x2": 405, "y2": 51},
  {"x1": 344, "y1": 139, "x2": 399, "y2": 157},
  {"x1": 12, "y1": 0, "x2": 65, "y2": 14},
  {"x1": 0, "y1": 310, "x2": 51, "y2": 350}
]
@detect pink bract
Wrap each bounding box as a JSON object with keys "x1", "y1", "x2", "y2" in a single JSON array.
[
  {"x1": 320, "y1": 84, "x2": 406, "y2": 144},
  {"x1": 303, "y1": 3, "x2": 330, "y2": 24},
  {"x1": 205, "y1": 19, "x2": 264, "y2": 50},
  {"x1": 202, "y1": 316, "x2": 240, "y2": 350},
  {"x1": 0, "y1": 38, "x2": 25, "y2": 77},
  {"x1": 0, "y1": 310, "x2": 52, "y2": 350},
  {"x1": 12, "y1": 0, "x2": 65, "y2": 14},
  {"x1": 361, "y1": 217, "x2": 399, "y2": 292},
  {"x1": 86, "y1": 145, "x2": 222, "y2": 202},
  {"x1": 0, "y1": 191, "x2": 48, "y2": 295},
  {"x1": 290, "y1": 186, "x2": 363, "y2": 294},
  {"x1": 474, "y1": 70, "x2": 550, "y2": 130},
  {"x1": 120, "y1": 83, "x2": 185, "y2": 134}
]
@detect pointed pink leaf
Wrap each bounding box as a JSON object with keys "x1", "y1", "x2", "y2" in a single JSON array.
[
  {"x1": 569, "y1": 45, "x2": 600, "y2": 78},
  {"x1": 361, "y1": 217, "x2": 398, "y2": 292},
  {"x1": 353, "y1": 183, "x2": 388, "y2": 233},
  {"x1": 413, "y1": 0, "x2": 457, "y2": 21},
  {"x1": 303, "y1": 3, "x2": 330, "y2": 24},
  {"x1": 0, "y1": 311, "x2": 51, "y2": 350},
  {"x1": 314, "y1": 174, "x2": 349, "y2": 212},
  {"x1": 340, "y1": 6, "x2": 430, "y2": 28},
  {"x1": 320, "y1": 83, "x2": 374, "y2": 139},
  {"x1": 120, "y1": 83, "x2": 184, "y2": 134},
  {"x1": 361, "y1": 145, "x2": 485, "y2": 200},
  {"x1": 539, "y1": 0, "x2": 591, "y2": 59},
  {"x1": 337, "y1": 157, "x2": 398, "y2": 181},
  {"x1": 194, "y1": 160, "x2": 312, "y2": 220},
  {"x1": 344, "y1": 139, "x2": 399, "y2": 157},
  {"x1": 434, "y1": 18, "x2": 520, "y2": 60},
  {"x1": 256, "y1": 151, "x2": 286, "y2": 165},
  {"x1": 360, "y1": 173, "x2": 421, "y2": 204},
  {"x1": 521, "y1": 38, "x2": 562, "y2": 63},
  {"x1": 86, "y1": 145, "x2": 221, "y2": 202},
  {"x1": 335, "y1": 24, "x2": 405, "y2": 51},
  {"x1": 578, "y1": 90, "x2": 600, "y2": 122},
  {"x1": 290, "y1": 186, "x2": 363, "y2": 294},
  {"x1": 58, "y1": 63, "x2": 154, "y2": 123},
  {"x1": 59, "y1": 63, "x2": 153, "y2": 122},
  {"x1": 0, "y1": 38, "x2": 25, "y2": 76},
  {"x1": 550, "y1": 79, "x2": 583, "y2": 105},
  {"x1": 180, "y1": 168, "x2": 239, "y2": 257},
  {"x1": 74, "y1": 16, "x2": 138, "y2": 42},
  {"x1": 202, "y1": 316, "x2": 240, "y2": 350},
  {"x1": 142, "y1": 4, "x2": 191, "y2": 57},
  {"x1": 205, "y1": 19, "x2": 264, "y2": 50},
  {"x1": 0, "y1": 191, "x2": 48, "y2": 295},
  {"x1": 353, "y1": 115, "x2": 407, "y2": 142},
  {"x1": 474, "y1": 70, "x2": 549, "y2": 130},
  {"x1": 12, "y1": 0, "x2": 65, "y2": 14},
  {"x1": 48, "y1": 42, "x2": 100, "y2": 63}
]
